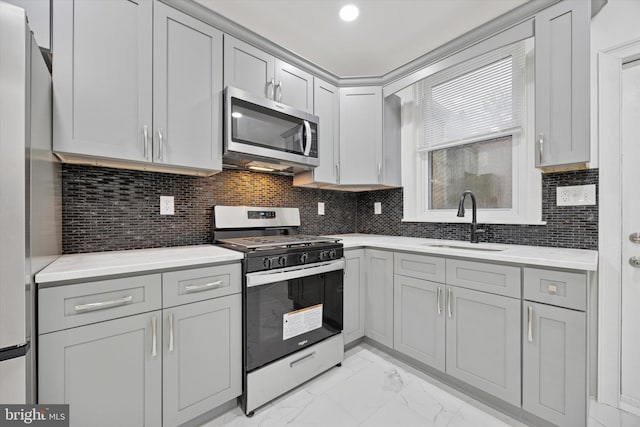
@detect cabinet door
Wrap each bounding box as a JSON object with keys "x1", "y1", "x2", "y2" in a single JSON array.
[
  {"x1": 445, "y1": 286, "x2": 521, "y2": 406},
  {"x1": 364, "y1": 249, "x2": 393, "y2": 347},
  {"x1": 343, "y1": 249, "x2": 365, "y2": 345},
  {"x1": 535, "y1": 0, "x2": 590, "y2": 169},
  {"x1": 314, "y1": 78, "x2": 340, "y2": 184},
  {"x1": 153, "y1": 3, "x2": 223, "y2": 171},
  {"x1": 223, "y1": 35, "x2": 275, "y2": 99},
  {"x1": 52, "y1": 0, "x2": 152, "y2": 162},
  {"x1": 274, "y1": 59, "x2": 314, "y2": 112},
  {"x1": 523, "y1": 302, "x2": 586, "y2": 427},
  {"x1": 339, "y1": 86, "x2": 383, "y2": 185},
  {"x1": 394, "y1": 275, "x2": 445, "y2": 371},
  {"x1": 39, "y1": 311, "x2": 162, "y2": 427},
  {"x1": 163, "y1": 295, "x2": 241, "y2": 427}
]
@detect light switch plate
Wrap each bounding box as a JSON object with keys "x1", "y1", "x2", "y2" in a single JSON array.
[
  {"x1": 160, "y1": 196, "x2": 174, "y2": 215},
  {"x1": 374, "y1": 202, "x2": 382, "y2": 215},
  {"x1": 556, "y1": 184, "x2": 596, "y2": 206},
  {"x1": 318, "y1": 202, "x2": 325, "y2": 215}
]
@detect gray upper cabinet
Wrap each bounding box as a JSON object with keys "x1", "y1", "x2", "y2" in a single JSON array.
[
  {"x1": 393, "y1": 275, "x2": 445, "y2": 371},
  {"x1": 445, "y1": 285, "x2": 521, "y2": 406},
  {"x1": 343, "y1": 249, "x2": 365, "y2": 345},
  {"x1": 39, "y1": 311, "x2": 162, "y2": 427},
  {"x1": 53, "y1": 0, "x2": 223, "y2": 174},
  {"x1": 224, "y1": 35, "x2": 313, "y2": 112},
  {"x1": 534, "y1": 0, "x2": 590, "y2": 170},
  {"x1": 53, "y1": 0, "x2": 153, "y2": 162},
  {"x1": 364, "y1": 249, "x2": 394, "y2": 347},
  {"x1": 522, "y1": 301, "x2": 586, "y2": 427},
  {"x1": 153, "y1": 2, "x2": 223, "y2": 171},
  {"x1": 293, "y1": 77, "x2": 340, "y2": 187},
  {"x1": 223, "y1": 35, "x2": 275, "y2": 99},
  {"x1": 339, "y1": 87, "x2": 383, "y2": 186},
  {"x1": 163, "y1": 294, "x2": 241, "y2": 427}
]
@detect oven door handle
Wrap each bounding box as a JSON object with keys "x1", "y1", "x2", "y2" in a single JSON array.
[{"x1": 246, "y1": 259, "x2": 345, "y2": 288}]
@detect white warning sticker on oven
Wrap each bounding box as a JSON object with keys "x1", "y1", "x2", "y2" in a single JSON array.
[{"x1": 283, "y1": 304, "x2": 323, "y2": 341}]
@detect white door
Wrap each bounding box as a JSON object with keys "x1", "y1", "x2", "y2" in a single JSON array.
[{"x1": 621, "y1": 58, "x2": 640, "y2": 410}]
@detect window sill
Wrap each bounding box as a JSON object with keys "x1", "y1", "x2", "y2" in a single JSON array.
[{"x1": 401, "y1": 216, "x2": 547, "y2": 226}]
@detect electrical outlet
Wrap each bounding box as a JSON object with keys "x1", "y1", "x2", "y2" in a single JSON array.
[
  {"x1": 318, "y1": 202, "x2": 325, "y2": 215},
  {"x1": 556, "y1": 185, "x2": 596, "y2": 206},
  {"x1": 160, "y1": 196, "x2": 174, "y2": 215},
  {"x1": 374, "y1": 202, "x2": 382, "y2": 215}
]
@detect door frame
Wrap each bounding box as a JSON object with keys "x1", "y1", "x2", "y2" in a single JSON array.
[{"x1": 598, "y1": 37, "x2": 640, "y2": 413}]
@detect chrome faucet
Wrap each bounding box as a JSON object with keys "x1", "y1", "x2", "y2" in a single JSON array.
[{"x1": 457, "y1": 191, "x2": 483, "y2": 243}]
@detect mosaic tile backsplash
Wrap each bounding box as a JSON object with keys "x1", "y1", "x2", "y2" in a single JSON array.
[{"x1": 62, "y1": 165, "x2": 597, "y2": 253}]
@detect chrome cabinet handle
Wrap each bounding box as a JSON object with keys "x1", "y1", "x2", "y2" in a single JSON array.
[
  {"x1": 629, "y1": 256, "x2": 640, "y2": 268},
  {"x1": 377, "y1": 163, "x2": 382, "y2": 181},
  {"x1": 276, "y1": 81, "x2": 282, "y2": 102},
  {"x1": 303, "y1": 120, "x2": 312, "y2": 156},
  {"x1": 169, "y1": 312, "x2": 174, "y2": 352},
  {"x1": 143, "y1": 125, "x2": 149, "y2": 160},
  {"x1": 447, "y1": 289, "x2": 452, "y2": 319},
  {"x1": 268, "y1": 78, "x2": 275, "y2": 100},
  {"x1": 290, "y1": 351, "x2": 316, "y2": 368},
  {"x1": 527, "y1": 306, "x2": 533, "y2": 343},
  {"x1": 184, "y1": 280, "x2": 223, "y2": 293},
  {"x1": 152, "y1": 316, "x2": 158, "y2": 358},
  {"x1": 436, "y1": 287, "x2": 442, "y2": 316},
  {"x1": 74, "y1": 295, "x2": 133, "y2": 313},
  {"x1": 158, "y1": 128, "x2": 164, "y2": 161},
  {"x1": 336, "y1": 164, "x2": 340, "y2": 182},
  {"x1": 538, "y1": 133, "x2": 544, "y2": 164}
]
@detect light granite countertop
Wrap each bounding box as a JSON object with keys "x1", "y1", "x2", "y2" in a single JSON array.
[
  {"x1": 327, "y1": 234, "x2": 598, "y2": 271},
  {"x1": 35, "y1": 244, "x2": 243, "y2": 284}
]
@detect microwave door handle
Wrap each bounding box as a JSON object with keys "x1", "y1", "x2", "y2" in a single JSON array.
[
  {"x1": 303, "y1": 120, "x2": 312, "y2": 156},
  {"x1": 299, "y1": 124, "x2": 305, "y2": 153}
]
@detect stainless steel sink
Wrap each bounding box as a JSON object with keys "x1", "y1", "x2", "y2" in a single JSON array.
[{"x1": 423, "y1": 243, "x2": 506, "y2": 252}]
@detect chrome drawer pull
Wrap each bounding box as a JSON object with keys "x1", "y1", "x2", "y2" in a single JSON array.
[
  {"x1": 290, "y1": 351, "x2": 316, "y2": 368},
  {"x1": 527, "y1": 306, "x2": 533, "y2": 343},
  {"x1": 184, "y1": 280, "x2": 223, "y2": 293},
  {"x1": 74, "y1": 295, "x2": 133, "y2": 313}
]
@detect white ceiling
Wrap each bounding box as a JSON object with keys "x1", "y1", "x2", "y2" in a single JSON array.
[{"x1": 195, "y1": 0, "x2": 530, "y2": 77}]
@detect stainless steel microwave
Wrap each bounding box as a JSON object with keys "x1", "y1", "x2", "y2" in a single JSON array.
[{"x1": 223, "y1": 86, "x2": 319, "y2": 173}]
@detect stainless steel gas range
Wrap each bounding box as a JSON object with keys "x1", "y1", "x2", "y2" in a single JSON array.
[{"x1": 213, "y1": 206, "x2": 344, "y2": 416}]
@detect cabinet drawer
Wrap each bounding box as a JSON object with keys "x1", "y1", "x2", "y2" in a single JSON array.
[
  {"x1": 446, "y1": 259, "x2": 521, "y2": 298},
  {"x1": 394, "y1": 252, "x2": 445, "y2": 283},
  {"x1": 39, "y1": 274, "x2": 162, "y2": 334},
  {"x1": 523, "y1": 268, "x2": 586, "y2": 311},
  {"x1": 162, "y1": 263, "x2": 241, "y2": 307}
]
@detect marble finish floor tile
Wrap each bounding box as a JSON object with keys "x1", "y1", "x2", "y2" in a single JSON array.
[{"x1": 202, "y1": 343, "x2": 640, "y2": 427}]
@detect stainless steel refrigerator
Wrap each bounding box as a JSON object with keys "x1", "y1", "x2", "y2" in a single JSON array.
[{"x1": 0, "y1": 1, "x2": 60, "y2": 404}]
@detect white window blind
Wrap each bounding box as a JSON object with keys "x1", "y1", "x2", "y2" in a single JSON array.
[{"x1": 417, "y1": 42, "x2": 526, "y2": 151}]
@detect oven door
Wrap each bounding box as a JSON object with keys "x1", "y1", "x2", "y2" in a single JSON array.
[{"x1": 245, "y1": 259, "x2": 344, "y2": 372}]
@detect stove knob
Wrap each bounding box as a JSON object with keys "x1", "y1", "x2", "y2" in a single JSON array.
[
  {"x1": 263, "y1": 258, "x2": 272, "y2": 269},
  {"x1": 277, "y1": 256, "x2": 286, "y2": 267},
  {"x1": 329, "y1": 249, "x2": 337, "y2": 259},
  {"x1": 300, "y1": 253, "x2": 308, "y2": 263}
]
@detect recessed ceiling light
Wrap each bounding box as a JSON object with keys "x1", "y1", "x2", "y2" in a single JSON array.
[
  {"x1": 339, "y1": 4, "x2": 359, "y2": 22},
  {"x1": 231, "y1": 112, "x2": 243, "y2": 119}
]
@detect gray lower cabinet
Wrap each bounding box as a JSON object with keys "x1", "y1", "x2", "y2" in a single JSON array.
[
  {"x1": 39, "y1": 311, "x2": 162, "y2": 427},
  {"x1": 534, "y1": 0, "x2": 590, "y2": 170},
  {"x1": 343, "y1": 249, "x2": 365, "y2": 345},
  {"x1": 445, "y1": 285, "x2": 521, "y2": 406},
  {"x1": 523, "y1": 301, "x2": 586, "y2": 427},
  {"x1": 364, "y1": 249, "x2": 394, "y2": 347},
  {"x1": 393, "y1": 275, "x2": 445, "y2": 371},
  {"x1": 163, "y1": 294, "x2": 241, "y2": 427}
]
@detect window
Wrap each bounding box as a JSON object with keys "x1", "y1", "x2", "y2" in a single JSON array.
[{"x1": 400, "y1": 38, "x2": 542, "y2": 224}]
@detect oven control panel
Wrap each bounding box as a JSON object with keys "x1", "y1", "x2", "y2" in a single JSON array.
[{"x1": 246, "y1": 245, "x2": 344, "y2": 273}]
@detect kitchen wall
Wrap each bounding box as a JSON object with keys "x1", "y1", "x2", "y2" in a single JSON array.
[
  {"x1": 62, "y1": 165, "x2": 597, "y2": 253},
  {"x1": 357, "y1": 169, "x2": 598, "y2": 250}
]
